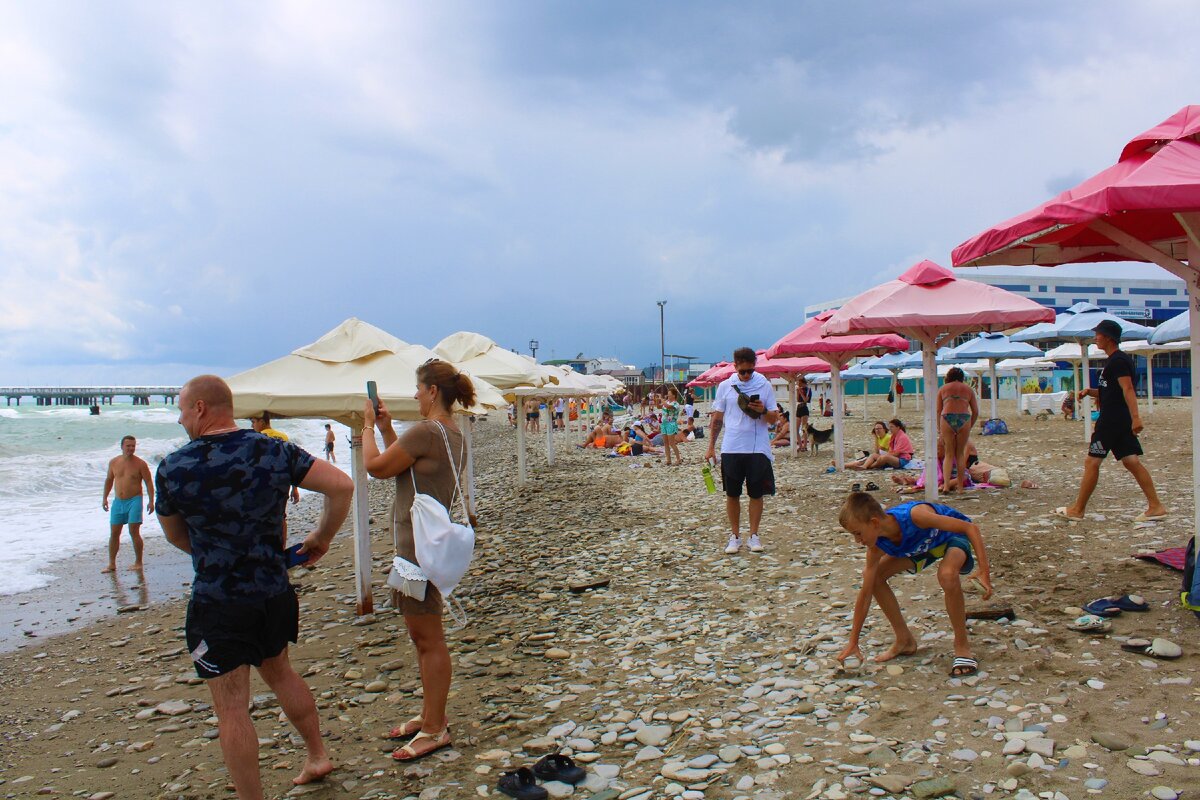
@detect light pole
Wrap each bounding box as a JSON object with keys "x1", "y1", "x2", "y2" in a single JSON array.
[
  {"x1": 529, "y1": 339, "x2": 539, "y2": 361},
  {"x1": 657, "y1": 301, "x2": 666, "y2": 384}
]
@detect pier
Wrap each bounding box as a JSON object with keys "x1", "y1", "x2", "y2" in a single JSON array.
[{"x1": 0, "y1": 386, "x2": 181, "y2": 407}]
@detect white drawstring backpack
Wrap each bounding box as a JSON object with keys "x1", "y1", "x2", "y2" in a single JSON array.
[{"x1": 410, "y1": 421, "x2": 475, "y2": 601}]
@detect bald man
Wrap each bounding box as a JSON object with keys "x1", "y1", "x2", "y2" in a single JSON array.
[{"x1": 156, "y1": 375, "x2": 353, "y2": 799}]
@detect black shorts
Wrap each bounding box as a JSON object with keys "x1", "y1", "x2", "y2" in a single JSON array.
[
  {"x1": 797, "y1": 403, "x2": 810, "y2": 418},
  {"x1": 526, "y1": 413, "x2": 538, "y2": 421},
  {"x1": 1088, "y1": 427, "x2": 1143, "y2": 461},
  {"x1": 185, "y1": 589, "x2": 298, "y2": 679},
  {"x1": 721, "y1": 453, "x2": 776, "y2": 499},
  {"x1": 554, "y1": 412, "x2": 564, "y2": 420},
  {"x1": 324, "y1": 442, "x2": 334, "y2": 453}
]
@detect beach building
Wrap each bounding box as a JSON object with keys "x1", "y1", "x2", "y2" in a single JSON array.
[{"x1": 806, "y1": 272, "x2": 1191, "y2": 397}]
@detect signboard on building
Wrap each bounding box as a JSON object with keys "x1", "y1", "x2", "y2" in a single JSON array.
[{"x1": 1107, "y1": 307, "x2": 1152, "y2": 319}]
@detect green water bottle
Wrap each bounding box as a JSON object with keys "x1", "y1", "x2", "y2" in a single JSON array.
[{"x1": 702, "y1": 461, "x2": 717, "y2": 494}]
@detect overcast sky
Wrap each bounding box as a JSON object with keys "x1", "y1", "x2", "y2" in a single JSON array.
[{"x1": 2, "y1": 1, "x2": 1197, "y2": 384}]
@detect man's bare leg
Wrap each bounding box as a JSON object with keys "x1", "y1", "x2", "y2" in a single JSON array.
[
  {"x1": 208, "y1": 666, "x2": 265, "y2": 800},
  {"x1": 748, "y1": 497, "x2": 764, "y2": 538},
  {"x1": 257, "y1": 649, "x2": 334, "y2": 786},
  {"x1": 872, "y1": 557, "x2": 918, "y2": 662},
  {"x1": 128, "y1": 523, "x2": 144, "y2": 571},
  {"x1": 102, "y1": 524, "x2": 122, "y2": 573},
  {"x1": 1121, "y1": 455, "x2": 1168, "y2": 517},
  {"x1": 1064, "y1": 455, "x2": 1102, "y2": 517},
  {"x1": 725, "y1": 496, "x2": 741, "y2": 538}
]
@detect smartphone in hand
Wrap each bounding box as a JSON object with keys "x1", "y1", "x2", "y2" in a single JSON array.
[
  {"x1": 366, "y1": 380, "x2": 380, "y2": 415},
  {"x1": 285, "y1": 543, "x2": 308, "y2": 568}
]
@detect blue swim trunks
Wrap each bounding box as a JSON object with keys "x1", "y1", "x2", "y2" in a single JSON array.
[
  {"x1": 110, "y1": 495, "x2": 144, "y2": 525},
  {"x1": 909, "y1": 533, "x2": 974, "y2": 575}
]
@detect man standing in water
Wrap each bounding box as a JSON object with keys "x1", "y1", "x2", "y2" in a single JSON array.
[
  {"x1": 324, "y1": 423, "x2": 336, "y2": 462},
  {"x1": 101, "y1": 435, "x2": 154, "y2": 573},
  {"x1": 156, "y1": 375, "x2": 353, "y2": 798},
  {"x1": 1057, "y1": 320, "x2": 1168, "y2": 523},
  {"x1": 706, "y1": 347, "x2": 779, "y2": 554}
]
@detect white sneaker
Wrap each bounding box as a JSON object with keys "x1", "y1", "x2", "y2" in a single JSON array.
[
  {"x1": 748, "y1": 535, "x2": 764, "y2": 553},
  {"x1": 724, "y1": 535, "x2": 742, "y2": 554}
]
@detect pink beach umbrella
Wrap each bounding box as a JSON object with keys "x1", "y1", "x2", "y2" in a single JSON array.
[
  {"x1": 823, "y1": 260, "x2": 1053, "y2": 500},
  {"x1": 758, "y1": 355, "x2": 840, "y2": 459},
  {"x1": 952, "y1": 104, "x2": 1200, "y2": 607},
  {"x1": 766, "y1": 313, "x2": 908, "y2": 471},
  {"x1": 688, "y1": 362, "x2": 731, "y2": 388}
]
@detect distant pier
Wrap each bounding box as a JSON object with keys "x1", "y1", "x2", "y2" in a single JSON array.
[{"x1": 0, "y1": 386, "x2": 181, "y2": 407}]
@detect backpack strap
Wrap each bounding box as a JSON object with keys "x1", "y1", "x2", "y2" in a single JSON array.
[{"x1": 431, "y1": 421, "x2": 470, "y2": 524}]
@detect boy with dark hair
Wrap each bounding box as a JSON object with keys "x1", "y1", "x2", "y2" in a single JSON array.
[{"x1": 836, "y1": 492, "x2": 993, "y2": 677}]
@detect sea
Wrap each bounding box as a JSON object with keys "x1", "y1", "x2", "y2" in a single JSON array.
[{"x1": 0, "y1": 402, "x2": 354, "y2": 596}]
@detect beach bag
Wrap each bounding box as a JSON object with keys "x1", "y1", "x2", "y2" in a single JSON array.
[
  {"x1": 1183, "y1": 538, "x2": 1200, "y2": 618},
  {"x1": 410, "y1": 421, "x2": 475, "y2": 599},
  {"x1": 732, "y1": 385, "x2": 763, "y2": 419},
  {"x1": 981, "y1": 418, "x2": 1008, "y2": 436},
  {"x1": 387, "y1": 555, "x2": 428, "y2": 600},
  {"x1": 987, "y1": 467, "x2": 1011, "y2": 487}
]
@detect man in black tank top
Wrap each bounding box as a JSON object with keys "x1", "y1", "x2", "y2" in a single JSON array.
[{"x1": 1058, "y1": 320, "x2": 1167, "y2": 523}]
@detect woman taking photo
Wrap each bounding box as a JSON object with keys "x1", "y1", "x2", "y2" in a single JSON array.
[{"x1": 362, "y1": 359, "x2": 474, "y2": 762}]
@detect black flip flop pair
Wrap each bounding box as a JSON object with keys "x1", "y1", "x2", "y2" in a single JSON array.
[
  {"x1": 850, "y1": 481, "x2": 879, "y2": 493},
  {"x1": 499, "y1": 754, "x2": 586, "y2": 800}
]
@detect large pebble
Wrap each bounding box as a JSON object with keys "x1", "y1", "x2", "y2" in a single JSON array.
[{"x1": 634, "y1": 725, "x2": 672, "y2": 747}]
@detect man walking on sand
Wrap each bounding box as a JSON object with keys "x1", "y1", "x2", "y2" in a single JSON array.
[
  {"x1": 707, "y1": 347, "x2": 780, "y2": 554},
  {"x1": 156, "y1": 375, "x2": 353, "y2": 799},
  {"x1": 1056, "y1": 320, "x2": 1168, "y2": 524},
  {"x1": 102, "y1": 435, "x2": 154, "y2": 573}
]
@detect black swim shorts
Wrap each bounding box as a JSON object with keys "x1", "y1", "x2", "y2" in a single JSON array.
[
  {"x1": 720, "y1": 452, "x2": 776, "y2": 499},
  {"x1": 185, "y1": 589, "x2": 298, "y2": 679},
  {"x1": 1088, "y1": 426, "x2": 1143, "y2": 461}
]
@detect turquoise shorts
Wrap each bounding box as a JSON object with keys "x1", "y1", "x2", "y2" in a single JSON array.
[{"x1": 110, "y1": 495, "x2": 144, "y2": 526}]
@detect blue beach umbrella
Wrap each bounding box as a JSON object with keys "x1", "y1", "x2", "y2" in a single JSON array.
[
  {"x1": 1149, "y1": 310, "x2": 1189, "y2": 345},
  {"x1": 946, "y1": 332, "x2": 1044, "y2": 419}
]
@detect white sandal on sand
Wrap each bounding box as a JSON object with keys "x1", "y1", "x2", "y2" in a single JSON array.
[{"x1": 392, "y1": 727, "x2": 452, "y2": 762}]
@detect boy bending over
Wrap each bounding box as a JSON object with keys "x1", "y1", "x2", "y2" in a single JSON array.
[{"x1": 836, "y1": 492, "x2": 993, "y2": 677}]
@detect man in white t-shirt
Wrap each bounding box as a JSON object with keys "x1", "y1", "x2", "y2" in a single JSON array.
[
  {"x1": 554, "y1": 398, "x2": 566, "y2": 430},
  {"x1": 706, "y1": 347, "x2": 780, "y2": 554}
]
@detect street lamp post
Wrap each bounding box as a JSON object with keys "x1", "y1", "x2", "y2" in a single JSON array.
[
  {"x1": 657, "y1": 300, "x2": 666, "y2": 385},
  {"x1": 529, "y1": 339, "x2": 539, "y2": 361}
]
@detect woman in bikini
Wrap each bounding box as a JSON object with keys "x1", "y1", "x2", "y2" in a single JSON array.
[
  {"x1": 936, "y1": 367, "x2": 979, "y2": 493},
  {"x1": 795, "y1": 378, "x2": 812, "y2": 451}
]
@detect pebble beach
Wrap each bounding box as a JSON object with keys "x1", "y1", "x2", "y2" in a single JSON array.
[{"x1": 2, "y1": 398, "x2": 1198, "y2": 800}]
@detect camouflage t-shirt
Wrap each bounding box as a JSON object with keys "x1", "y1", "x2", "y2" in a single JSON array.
[{"x1": 156, "y1": 430, "x2": 315, "y2": 603}]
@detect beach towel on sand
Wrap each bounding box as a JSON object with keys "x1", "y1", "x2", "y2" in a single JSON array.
[{"x1": 1134, "y1": 547, "x2": 1187, "y2": 571}]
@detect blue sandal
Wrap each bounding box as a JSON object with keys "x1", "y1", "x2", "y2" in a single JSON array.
[{"x1": 1082, "y1": 599, "x2": 1123, "y2": 617}]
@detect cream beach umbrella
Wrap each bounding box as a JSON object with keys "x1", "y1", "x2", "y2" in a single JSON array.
[
  {"x1": 434, "y1": 332, "x2": 556, "y2": 391},
  {"x1": 1120, "y1": 339, "x2": 1190, "y2": 413},
  {"x1": 228, "y1": 318, "x2": 504, "y2": 616}
]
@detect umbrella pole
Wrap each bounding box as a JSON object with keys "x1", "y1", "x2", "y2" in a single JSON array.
[
  {"x1": 788, "y1": 378, "x2": 798, "y2": 459},
  {"x1": 545, "y1": 400, "x2": 554, "y2": 467},
  {"x1": 832, "y1": 363, "x2": 845, "y2": 471},
  {"x1": 989, "y1": 360, "x2": 998, "y2": 419},
  {"x1": 516, "y1": 404, "x2": 527, "y2": 486},
  {"x1": 1146, "y1": 353, "x2": 1155, "y2": 414},
  {"x1": 350, "y1": 430, "x2": 374, "y2": 616},
  {"x1": 1015, "y1": 368, "x2": 1023, "y2": 413},
  {"x1": 921, "y1": 344, "x2": 939, "y2": 502},
  {"x1": 463, "y1": 417, "x2": 477, "y2": 516},
  {"x1": 892, "y1": 370, "x2": 899, "y2": 415},
  {"x1": 1187, "y1": 247, "x2": 1200, "y2": 607},
  {"x1": 1082, "y1": 351, "x2": 1092, "y2": 443},
  {"x1": 862, "y1": 377, "x2": 868, "y2": 419}
]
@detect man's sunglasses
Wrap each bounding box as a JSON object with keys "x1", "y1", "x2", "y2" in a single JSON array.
[{"x1": 736, "y1": 367, "x2": 754, "y2": 377}]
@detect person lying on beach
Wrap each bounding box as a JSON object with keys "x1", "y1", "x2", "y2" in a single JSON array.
[
  {"x1": 856, "y1": 419, "x2": 914, "y2": 470},
  {"x1": 845, "y1": 421, "x2": 891, "y2": 470},
  {"x1": 580, "y1": 422, "x2": 624, "y2": 449},
  {"x1": 836, "y1": 491, "x2": 992, "y2": 677},
  {"x1": 891, "y1": 440, "x2": 978, "y2": 492}
]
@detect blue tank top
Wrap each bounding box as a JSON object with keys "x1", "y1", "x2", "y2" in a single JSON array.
[{"x1": 877, "y1": 501, "x2": 971, "y2": 559}]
